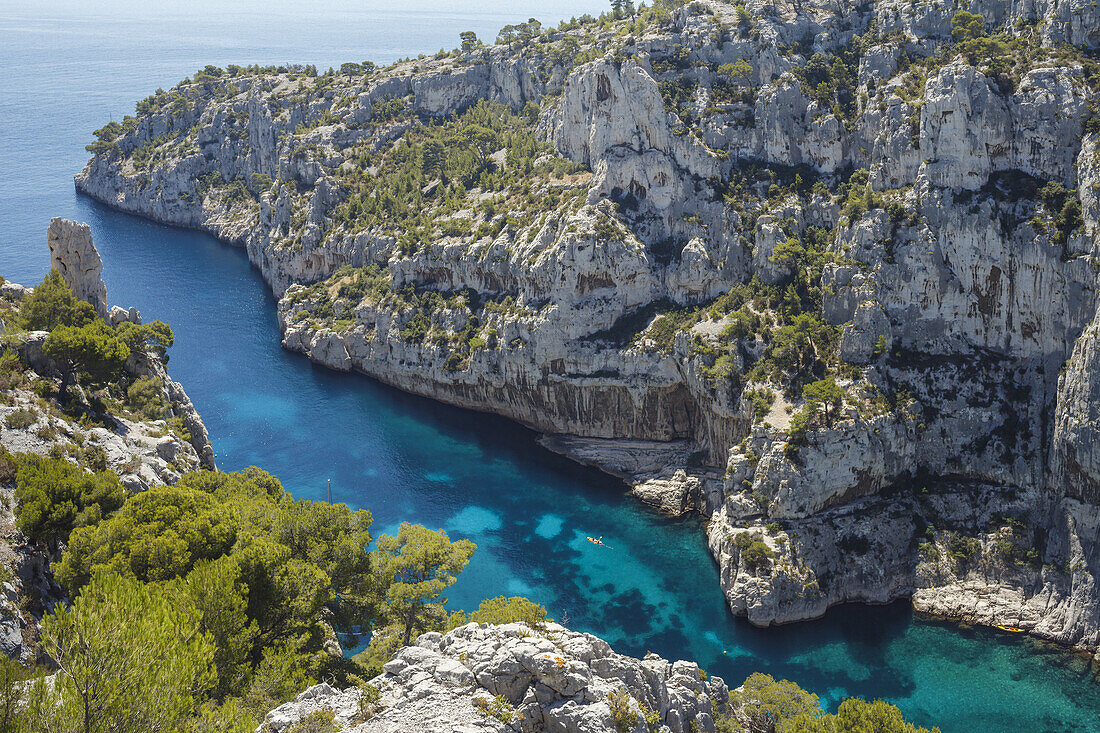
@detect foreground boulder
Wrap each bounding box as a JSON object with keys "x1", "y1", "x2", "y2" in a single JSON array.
[{"x1": 262, "y1": 622, "x2": 728, "y2": 733}]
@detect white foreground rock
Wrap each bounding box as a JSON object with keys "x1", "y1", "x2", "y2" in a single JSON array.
[{"x1": 261, "y1": 623, "x2": 728, "y2": 733}]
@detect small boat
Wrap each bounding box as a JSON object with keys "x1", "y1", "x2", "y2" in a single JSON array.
[
  {"x1": 996, "y1": 625, "x2": 1026, "y2": 633},
  {"x1": 587, "y1": 536, "x2": 606, "y2": 546}
]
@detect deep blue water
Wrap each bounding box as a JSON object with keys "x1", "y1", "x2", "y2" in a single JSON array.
[{"x1": 2, "y1": 2, "x2": 1099, "y2": 730}]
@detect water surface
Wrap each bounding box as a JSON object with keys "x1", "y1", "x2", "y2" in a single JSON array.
[{"x1": 1, "y1": 3, "x2": 1098, "y2": 730}]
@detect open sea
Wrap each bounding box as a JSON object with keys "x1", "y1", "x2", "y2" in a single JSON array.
[{"x1": 1, "y1": 1, "x2": 1098, "y2": 729}]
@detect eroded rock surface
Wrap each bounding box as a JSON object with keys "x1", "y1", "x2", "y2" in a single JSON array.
[
  {"x1": 46, "y1": 218, "x2": 107, "y2": 318},
  {"x1": 262, "y1": 622, "x2": 728, "y2": 733}
]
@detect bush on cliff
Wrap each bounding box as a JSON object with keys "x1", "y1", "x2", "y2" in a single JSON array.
[
  {"x1": 16, "y1": 270, "x2": 97, "y2": 332},
  {"x1": 43, "y1": 320, "x2": 131, "y2": 393},
  {"x1": 116, "y1": 319, "x2": 175, "y2": 361},
  {"x1": 54, "y1": 484, "x2": 238, "y2": 589},
  {"x1": 125, "y1": 375, "x2": 167, "y2": 419},
  {"x1": 14, "y1": 454, "x2": 126, "y2": 548},
  {"x1": 740, "y1": 540, "x2": 775, "y2": 570},
  {"x1": 446, "y1": 595, "x2": 548, "y2": 631}
]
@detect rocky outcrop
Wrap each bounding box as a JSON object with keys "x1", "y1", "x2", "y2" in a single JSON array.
[
  {"x1": 75, "y1": 1, "x2": 1100, "y2": 654},
  {"x1": 46, "y1": 218, "x2": 107, "y2": 318},
  {"x1": 262, "y1": 622, "x2": 729, "y2": 733}
]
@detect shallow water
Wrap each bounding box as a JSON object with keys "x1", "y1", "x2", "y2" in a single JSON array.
[{"x1": 2, "y1": 3, "x2": 1099, "y2": 729}]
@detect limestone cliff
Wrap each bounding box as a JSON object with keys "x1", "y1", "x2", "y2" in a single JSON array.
[{"x1": 75, "y1": 1, "x2": 1100, "y2": 654}]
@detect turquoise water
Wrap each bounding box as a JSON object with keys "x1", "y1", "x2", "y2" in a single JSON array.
[{"x1": 2, "y1": 3, "x2": 1099, "y2": 730}]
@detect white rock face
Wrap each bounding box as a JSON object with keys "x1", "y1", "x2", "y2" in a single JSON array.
[
  {"x1": 46, "y1": 218, "x2": 108, "y2": 318},
  {"x1": 548, "y1": 58, "x2": 716, "y2": 181},
  {"x1": 838, "y1": 301, "x2": 890, "y2": 364},
  {"x1": 262, "y1": 623, "x2": 729, "y2": 733}
]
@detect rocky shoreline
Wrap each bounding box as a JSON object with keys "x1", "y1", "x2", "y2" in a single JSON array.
[{"x1": 75, "y1": 0, "x2": 1100, "y2": 656}]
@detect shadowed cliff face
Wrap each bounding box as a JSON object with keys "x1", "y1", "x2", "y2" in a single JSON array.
[{"x1": 75, "y1": 0, "x2": 1100, "y2": 651}]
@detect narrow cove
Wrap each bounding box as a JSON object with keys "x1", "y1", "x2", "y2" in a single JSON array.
[
  {"x1": 2, "y1": 2, "x2": 1099, "y2": 729},
  {"x1": 77, "y1": 197, "x2": 1100, "y2": 731}
]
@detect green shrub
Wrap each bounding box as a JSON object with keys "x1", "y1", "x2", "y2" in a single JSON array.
[
  {"x1": 0, "y1": 353, "x2": 27, "y2": 394},
  {"x1": 952, "y1": 10, "x2": 986, "y2": 42},
  {"x1": 240, "y1": 642, "x2": 314, "y2": 717},
  {"x1": 81, "y1": 444, "x2": 109, "y2": 473},
  {"x1": 349, "y1": 677, "x2": 382, "y2": 722},
  {"x1": 446, "y1": 595, "x2": 548, "y2": 630},
  {"x1": 249, "y1": 172, "x2": 274, "y2": 191},
  {"x1": 15, "y1": 454, "x2": 125, "y2": 546},
  {"x1": 0, "y1": 448, "x2": 17, "y2": 485},
  {"x1": 918, "y1": 541, "x2": 940, "y2": 561},
  {"x1": 1037, "y1": 181, "x2": 1083, "y2": 244},
  {"x1": 127, "y1": 376, "x2": 168, "y2": 420},
  {"x1": 732, "y1": 673, "x2": 821, "y2": 730},
  {"x1": 746, "y1": 387, "x2": 776, "y2": 420},
  {"x1": 286, "y1": 709, "x2": 337, "y2": 733},
  {"x1": 473, "y1": 694, "x2": 516, "y2": 723},
  {"x1": 55, "y1": 484, "x2": 238, "y2": 589},
  {"x1": 442, "y1": 350, "x2": 468, "y2": 372},
  {"x1": 116, "y1": 320, "x2": 175, "y2": 360},
  {"x1": 786, "y1": 404, "x2": 814, "y2": 445},
  {"x1": 168, "y1": 415, "x2": 192, "y2": 443},
  {"x1": 4, "y1": 409, "x2": 35, "y2": 430},
  {"x1": 608, "y1": 689, "x2": 640, "y2": 732},
  {"x1": 741, "y1": 540, "x2": 775, "y2": 570},
  {"x1": 401, "y1": 312, "x2": 430, "y2": 343}
]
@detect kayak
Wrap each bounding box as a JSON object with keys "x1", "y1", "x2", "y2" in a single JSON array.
[
  {"x1": 996, "y1": 625, "x2": 1025, "y2": 633},
  {"x1": 587, "y1": 536, "x2": 605, "y2": 546}
]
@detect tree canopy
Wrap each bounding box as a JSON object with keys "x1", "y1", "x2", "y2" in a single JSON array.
[
  {"x1": 43, "y1": 320, "x2": 130, "y2": 390},
  {"x1": 14, "y1": 454, "x2": 125, "y2": 548},
  {"x1": 32, "y1": 571, "x2": 216, "y2": 733},
  {"x1": 116, "y1": 320, "x2": 175, "y2": 360},
  {"x1": 445, "y1": 595, "x2": 547, "y2": 631},
  {"x1": 722, "y1": 673, "x2": 941, "y2": 733},
  {"x1": 802, "y1": 377, "x2": 845, "y2": 429},
  {"x1": 55, "y1": 485, "x2": 238, "y2": 589},
  {"x1": 17, "y1": 270, "x2": 97, "y2": 332},
  {"x1": 372, "y1": 522, "x2": 475, "y2": 646}
]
